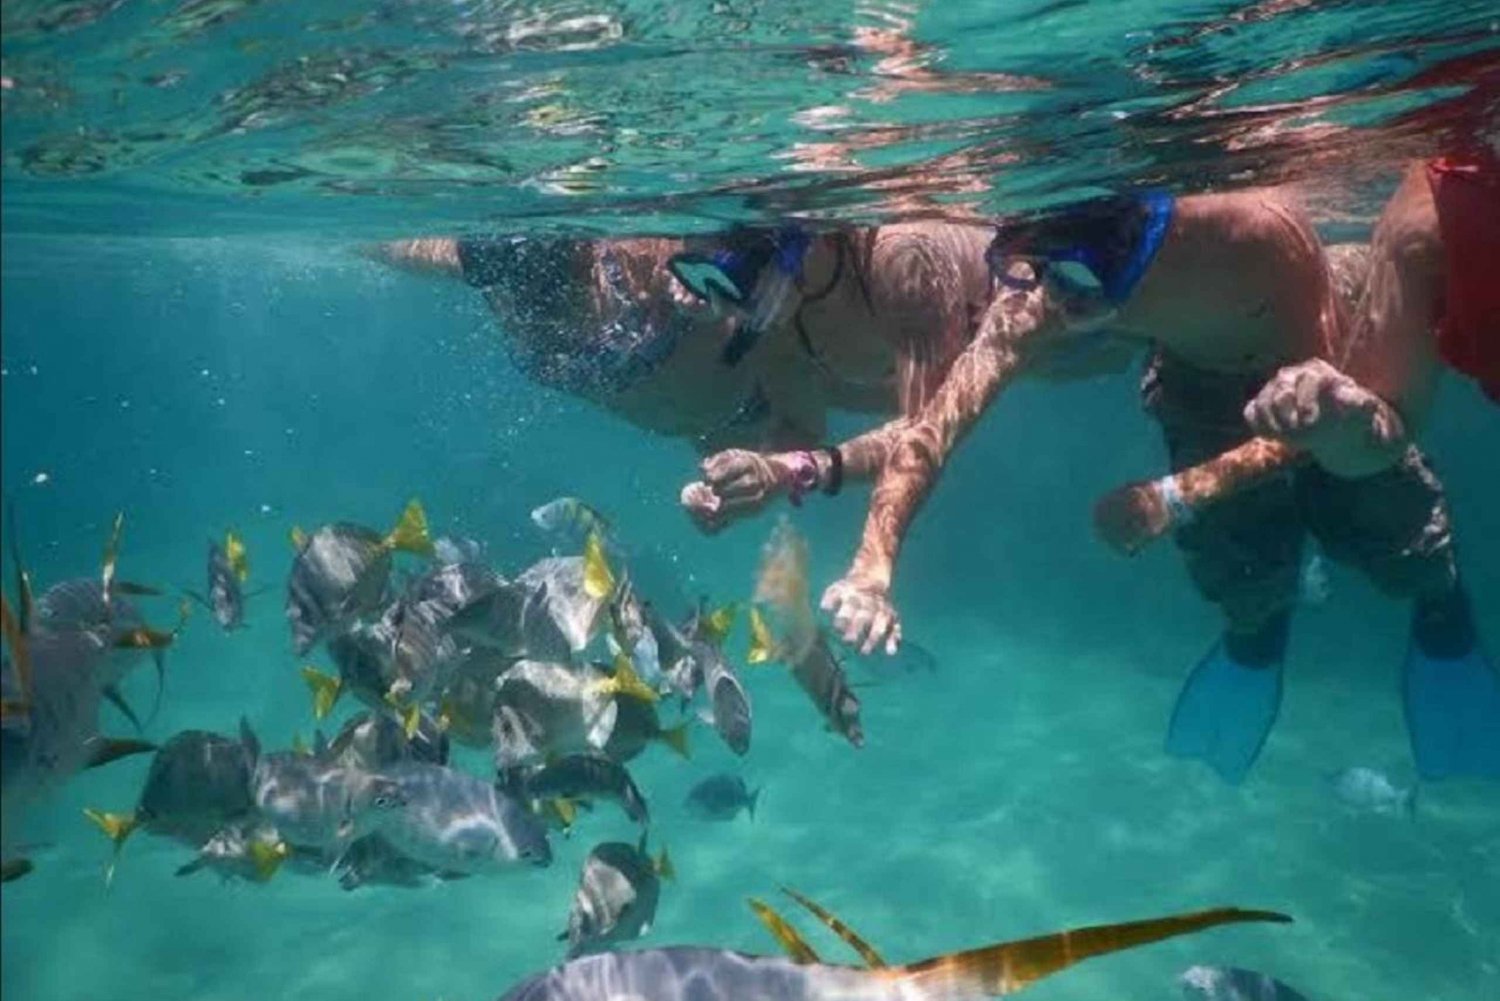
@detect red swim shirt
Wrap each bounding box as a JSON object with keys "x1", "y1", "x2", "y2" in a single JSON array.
[{"x1": 1427, "y1": 151, "x2": 1500, "y2": 403}]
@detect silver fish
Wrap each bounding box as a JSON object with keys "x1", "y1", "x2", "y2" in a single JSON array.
[
  {"x1": 524, "y1": 753, "x2": 649, "y2": 825},
  {"x1": 500, "y1": 908, "x2": 1295, "y2": 1001},
  {"x1": 446, "y1": 579, "x2": 574, "y2": 663},
  {"x1": 561, "y1": 839, "x2": 668, "y2": 957},
  {"x1": 1179, "y1": 965, "x2": 1312, "y2": 1001},
  {"x1": 433, "y1": 536, "x2": 486, "y2": 566},
  {"x1": 241, "y1": 720, "x2": 402, "y2": 852},
  {"x1": 791, "y1": 629, "x2": 863, "y2": 748},
  {"x1": 136, "y1": 729, "x2": 254, "y2": 845},
  {"x1": 174, "y1": 818, "x2": 289, "y2": 884},
  {"x1": 201, "y1": 541, "x2": 245, "y2": 630},
  {"x1": 695, "y1": 639, "x2": 751, "y2": 756},
  {"x1": 600, "y1": 689, "x2": 690, "y2": 765},
  {"x1": 285, "y1": 523, "x2": 396, "y2": 655},
  {"x1": 515, "y1": 557, "x2": 607, "y2": 653},
  {"x1": 334, "y1": 833, "x2": 441, "y2": 890},
  {"x1": 684, "y1": 774, "x2": 758, "y2": 822},
  {"x1": 329, "y1": 710, "x2": 449, "y2": 772},
  {"x1": 606, "y1": 580, "x2": 662, "y2": 688},
  {"x1": 492, "y1": 661, "x2": 621, "y2": 770},
  {"x1": 369, "y1": 761, "x2": 550, "y2": 875},
  {"x1": 1330, "y1": 767, "x2": 1416, "y2": 818}
]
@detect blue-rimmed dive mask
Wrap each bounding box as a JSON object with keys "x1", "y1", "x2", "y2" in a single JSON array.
[{"x1": 668, "y1": 225, "x2": 811, "y2": 366}]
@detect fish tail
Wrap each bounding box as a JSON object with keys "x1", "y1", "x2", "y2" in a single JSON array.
[
  {"x1": 248, "y1": 840, "x2": 291, "y2": 881},
  {"x1": 747, "y1": 606, "x2": 779, "y2": 665},
  {"x1": 876, "y1": 907, "x2": 1291, "y2": 1000},
  {"x1": 83, "y1": 808, "x2": 139, "y2": 887},
  {"x1": 2, "y1": 858, "x2": 35, "y2": 882},
  {"x1": 655, "y1": 846, "x2": 675, "y2": 882},
  {"x1": 582, "y1": 529, "x2": 616, "y2": 600},
  {"x1": 0, "y1": 593, "x2": 33, "y2": 713},
  {"x1": 290, "y1": 525, "x2": 308, "y2": 550},
  {"x1": 225, "y1": 530, "x2": 249, "y2": 582},
  {"x1": 300, "y1": 665, "x2": 342, "y2": 720},
  {"x1": 603, "y1": 655, "x2": 659, "y2": 704},
  {"x1": 386, "y1": 499, "x2": 434, "y2": 557},
  {"x1": 703, "y1": 602, "x2": 738, "y2": 646},
  {"x1": 657, "y1": 721, "x2": 691, "y2": 760}
]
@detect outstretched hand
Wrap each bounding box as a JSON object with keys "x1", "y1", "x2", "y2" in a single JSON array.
[{"x1": 821, "y1": 575, "x2": 902, "y2": 656}]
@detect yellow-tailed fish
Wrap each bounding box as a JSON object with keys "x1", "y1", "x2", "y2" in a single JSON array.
[
  {"x1": 383, "y1": 498, "x2": 434, "y2": 557},
  {"x1": 601, "y1": 654, "x2": 658, "y2": 704},
  {"x1": 300, "y1": 665, "x2": 342, "y2": 720},
  {"x1": 654, "y1": 847, "x2": 675, "y2": 882},
  {"x1": 290, "y1": 525, "x2": 308, "y2": 549},
  {"x1": 248, "y1": 839, "x2": 290, "y2": 881},
  {"x1": 582, "y1": 529, "x2": 615, "y2": 600},
  {"x1": 224, "y1": 530, "x2": 249, "y2": 582}
]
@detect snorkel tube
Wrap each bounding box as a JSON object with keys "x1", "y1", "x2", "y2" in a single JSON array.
[{"x1": 720, "y1": 225, "x2": 811, "y2": 366}]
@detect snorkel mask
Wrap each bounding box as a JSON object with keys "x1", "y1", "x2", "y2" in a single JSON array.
[{"x1": 668, "y1": 225, "x2": 812, "y2": 366}]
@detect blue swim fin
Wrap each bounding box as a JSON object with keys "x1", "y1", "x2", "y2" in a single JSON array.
[
  {"x1": 1403, "y1": 643, "x2": 1500, "y2": 781},
  {"x1": 1404, "y1": 586, "x2": 1500, "y2": 781},
  {"x1": 1166, "y1": 641, "x2": 1283, "y2": 785}
]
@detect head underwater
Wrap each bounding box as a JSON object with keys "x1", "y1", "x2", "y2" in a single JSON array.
[{"x1": 668, "y1": 224, "x2": 812, "y2": 366}]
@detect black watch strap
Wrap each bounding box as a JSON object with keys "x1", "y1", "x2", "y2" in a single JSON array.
[{"x1": 821, "y1": 446, "x2": 844, "y2": 496}]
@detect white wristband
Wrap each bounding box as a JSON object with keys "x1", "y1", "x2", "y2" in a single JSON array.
[{"x1": 1156, "y1": 475, "x2": 1195, "y2": 527}]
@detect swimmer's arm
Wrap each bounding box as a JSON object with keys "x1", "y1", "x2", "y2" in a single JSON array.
[
  {"x1": 1243, "y1": 358, "x2": 1410, "y2": 478},
  {"x1": 363, "y1": 238, "x2": 464, "y2": 279},
  {"x1": 842, "y1": 282, "x2": 1046, "y2": 588}
]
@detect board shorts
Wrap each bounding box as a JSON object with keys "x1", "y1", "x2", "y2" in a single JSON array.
[{"x1": 1142, "y1": 351, "x2": 1458, "y2": 634}]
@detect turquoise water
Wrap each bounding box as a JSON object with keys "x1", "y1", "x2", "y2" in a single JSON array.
[{"x1": 4, "y1": 3, "x2": 1500, "y2": 1000}]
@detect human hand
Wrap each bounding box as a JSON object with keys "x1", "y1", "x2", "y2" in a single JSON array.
[
  {"x1": 681, "y1": 481, "x2": 726, "y2": 534},
  {"x1": 684, "y1": 449, "x2": 809, "y2": 535},
  {"x1": 820, "y1": 574, "x2": 902, "y2": 655},
  {"x1": 1243, "y1": 359, "x2": 1403, "y2": 476}
]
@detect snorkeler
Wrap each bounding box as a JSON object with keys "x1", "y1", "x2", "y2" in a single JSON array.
[
  {"x1": 374, "y1": 222, "x2": 998, "y2": 457},
  {"x1": 685, "y1": 181, "x2": 1498, "y2": 784}
]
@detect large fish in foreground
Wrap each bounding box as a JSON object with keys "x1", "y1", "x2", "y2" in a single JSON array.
[
  {"x1": 498, "y1": 893, "x2": 1291, "y2": 1001},
  {"x1": 284, "y1": 499, "x2": 433, "y2": 655},
  {"x1": 1179, "y1": 965, "x2": 1312, "y2": 1000}
]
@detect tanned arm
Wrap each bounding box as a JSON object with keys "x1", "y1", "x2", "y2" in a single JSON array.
[{"x1": 822, "y1": 275, "x2": 1051, "y2": 652}]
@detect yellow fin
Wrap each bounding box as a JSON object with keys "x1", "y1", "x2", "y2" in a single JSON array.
[
  {"x1": 248, "y1": 839, "x2": 290, "y2": 881},
  {"x1": 2, "y1": 593, "x2": 35, "y2": 711},
  {"x1": 703, "y1": 602, "x2": 737, "y2": 646},
  {"x1": 655, "y1": 847, "x2": 675, "y2": 882},
  {"x1": 747, "y1": 606, "x2": 778, "y2": 665},
  {"x1": 747, "y1": 899, "x2": 821, "y2": 964},
  {"x1": 781, "y1": 887, "x2": 886, "y2": 968},
  {"x1": 84, "y1": 808, "x2": 138, "y2": 846},
  {"x1": 83, "y1": 807, "x2": 138, "y2": 887},
  {"x1": 290, "y1": 525, "x2": 308, "y2": 550},
  {"x1": 882, "y1": 907, "x2": 1292, "y2": 1000},
  {"x1": 548, "y1": 797, "x2": 578, "y2": 829},
  {"x1": 300, "y1": 665, "x2": 342, "y2": 720},
  {"x1": 385, "y1": 499, "x2": 434, "y2": 557},
  {"x1": 224, "y1": 530, "x2": 249, "y2": 582},
  {"x1": 656, "y1": 720, "x2": 691, "y2": 760},
  {"x1": 400, "y1": 703, "x2": 421, "y2": 740},
  {"x1": 602, "y1": 654, "x2": 658, "y2": 704},
  {"x1": 291, "y1": 732, "x2": 311, "y2": 756},
  {"x1": 582, "y1": 529, "x2": 615, "y2": 600},
  {"x1": 114, "y1": 627, "x2": 174, "y2": 651}
]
